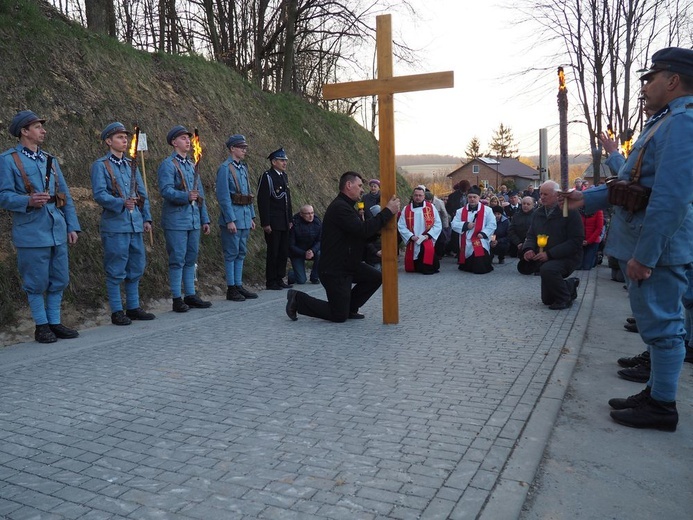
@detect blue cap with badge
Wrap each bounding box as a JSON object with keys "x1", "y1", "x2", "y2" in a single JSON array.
[
  {"x1": 9, "y1": 110, "x2": 46, "y2": 137},
  {"x1": 267, "y1": 148, "x2": 288, "y2": 161},
  {"x1": 640, "y1": 47, "x2": 693, "y2": 80},
  {"x1": 100, "y1": 122, "x2": 130, "y2": 141}
]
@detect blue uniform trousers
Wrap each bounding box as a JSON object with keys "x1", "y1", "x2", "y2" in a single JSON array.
[
  {"x1": 620, "y1": 259, "x2": 687, "y2": 402},
  {"x1": 164, "y1": 228, "x2": 200, "y2": 298},
  {"x1": 101, "y1": 232, "x2": 146, "y2": 312},
  {"x1": 17, "y1": 244, "x2": 69, "y2": 325},
  {"x1": 220, "y1": 226, "x2": 249, "y2": 286}
]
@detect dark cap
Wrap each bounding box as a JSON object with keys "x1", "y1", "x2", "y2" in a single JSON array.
[
  {"x1": 9, "y1": 110, "x2": 45, "y2": 137},
  {"x1": 268, "y1": 148, "x2": 288, "y2": 161},
  {"x1": 640, "y1": 47, "x2": 693, "y2": 81},
  {"x1": 101, "y1": 122, "x2": 130, "y2": 141},
  {"x1": 166, "y1": 125, "x2": 193, "y2": 145},
  {"x1": 517, "y1": 258, "x2": 536, "y2": 275},
  {"x1": 226, "y1": 134, "x2": 247, "y2": 149}
]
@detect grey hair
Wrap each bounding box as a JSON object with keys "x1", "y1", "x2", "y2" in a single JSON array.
[{"x1": 541, "y1": 180, "x2": 560, "y2": 192}]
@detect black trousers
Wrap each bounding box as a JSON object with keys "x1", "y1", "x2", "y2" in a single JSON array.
[
  {"x1": 264, "y1": 229, "x2": 289, "y2": 285},
  {"x1": 540, "y1": 259, "x2": 576, "y2": 305},
  {"x1": 294, "y1": 262, "x2": 382, "y2": 322}
]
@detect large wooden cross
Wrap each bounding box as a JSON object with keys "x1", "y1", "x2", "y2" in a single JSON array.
[{"x1": 322, "y1": 14, "x2": 454, "y2": 324}]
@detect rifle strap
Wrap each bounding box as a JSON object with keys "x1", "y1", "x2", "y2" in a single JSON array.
[
  {"x1": 172, "y1": 160, "x2": 190, "y2": 192},
  {"x1": 103, "y1": 160, "x2": 126, "y2": 199},
  {"x1": 630, "y1": 112, "x2": 671, "y2": 183},
  {"x1": 11, "y1": 152, "x2": 35, "y2": 195}
]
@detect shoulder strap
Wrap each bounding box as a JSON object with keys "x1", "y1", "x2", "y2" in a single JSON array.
[
  {"x1": 172, "y1": 160, "x2": 189, "y2": 191},
  {"x1": 102, "y1": 160, "x2": 125, "y2": 199},
  {"x1": 630, "y1": 112, "x2": 671, "y2": 182},
  {"x1": 228, "y1": 163, "x2": 241, "y2": 192},
  {"x1": 11, "y1": 152, "x2": 34, "y2": 194}
]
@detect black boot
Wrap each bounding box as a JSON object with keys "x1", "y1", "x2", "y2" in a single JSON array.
[
  {"x1": 172, "y1": 297, "x2": 189, "y2": 313},
  {"x1": 610, "y1": 395, "x2": 678, "y2": 432},
  {"x1": 236, "y1": 285, "x2": 258, "y2": 299},
  {"x1": 568, "y1": 277, "x2": 580, "y2": 300},
  {"x1": 226, "y1": 286, "x2": 245, "y2": 302},
  {"x1": 111, "y1": 311, "x2": 132, "y2": 326},
  {"x1": 617, "y1": 360, "x2": 650, "y2": 383},
  {"x1": 126, "y1": 307, "x2": 155, "y2": 320},
  {"x1": 685, "y1": 342, "x2": 693, "y2": 364},
  {"x1": 35, "y1": 324, "x2": 57, "y2": 344},
  {"x1": 608, "y1": 386, "x2": 651, "y2": 410},
  {"x1": 49, "y1": 323, "x2": 79, "y2": 339},
  {"x1": 184, "y1": 294, "x2": 212, "y2": 308},
  {"x1": 617, "y1": 350, "x2": 649, "y2": 368}
]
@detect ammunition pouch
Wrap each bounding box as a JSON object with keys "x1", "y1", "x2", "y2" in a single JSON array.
[
  {"x1": 606, "y1": 177, "x2": 651, "y2": 214},
  {"x1": 55, "y1": 192, "x2": 67, "y2": 208},
  {"x1": 231, "y1": 193, "x2": 254, "y2": 206},
  {"x1": 135, "y1": 197, "x2": 144, "y2": 211}
]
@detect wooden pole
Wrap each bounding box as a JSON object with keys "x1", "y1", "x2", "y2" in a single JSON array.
[{"x1": 140, "y1": 151, "x2": 154, "y2": 246}]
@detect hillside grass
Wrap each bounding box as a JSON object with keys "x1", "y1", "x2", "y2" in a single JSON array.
[{"x1": 0, "y1": 0, "x2": 408, "y2": 328}]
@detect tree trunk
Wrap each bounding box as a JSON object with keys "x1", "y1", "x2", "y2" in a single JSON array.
[
  {"x1": 280, "y1": 0, "x2": 298, "y2": 93},
  {"x1": 85, "y1": 0, "x2": 116, "y2": 37}
]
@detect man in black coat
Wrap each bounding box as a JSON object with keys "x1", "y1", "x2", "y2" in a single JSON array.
[
  {"x1": 257, "y1": 148, "x2": 293, "y2": 289},
  {"x1": 522, "y1": 180, "x2": 583, "y2": 310},
  {"x1": 508, "y1": 196, "x2": 536, "y2": 257},
  {"x1": 286, "y1": 172, "x2": 400, "y2": 322}
]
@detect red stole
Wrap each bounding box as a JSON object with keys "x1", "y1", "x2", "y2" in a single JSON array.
[
  {"x1": 458, "y1": 205, "x2": 486, "y2": 264},
  {"x1": 404, "y1": 201, "x2": 436, "y2": 272}
]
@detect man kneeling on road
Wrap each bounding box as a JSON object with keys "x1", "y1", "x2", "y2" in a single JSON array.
[
  {"x1": 285, "y1": 172, "x2": 400, "y2": 322},
  {"x1": 521, "y1": 180, "x2": 583, "y2": 310}
]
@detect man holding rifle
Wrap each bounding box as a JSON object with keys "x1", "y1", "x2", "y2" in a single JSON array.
[
  {"x1": 0, "y1": 110, "x2": 81, "y2": 343},
  {"x1": 90, "y1": 122, "x2": 155, "y2": 326}
]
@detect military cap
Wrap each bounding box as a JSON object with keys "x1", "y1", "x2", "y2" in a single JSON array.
[
  {"x1": 267, "y1": 148, "x2": 288, "y2": 161},
  {"x1": 166, "y1": 125, "x2": 193, "y2": 145},
  {"x1": 9, "y1": 110, "x2": 46, "y2": 137},
  {"x1": 226, "y1": 134, "x2": 247, "y2": 148},
  {"x1": 101, "y1": 122, "x2": 130, "y2": 141},
  {"x1": 640, "y1": 47, "x2": 693, "y2": 80},
  {"x1": 517, "y1": 258, "x2": 536, "y2": 275}
]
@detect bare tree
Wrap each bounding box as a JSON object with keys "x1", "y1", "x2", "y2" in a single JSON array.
[{"x1": 516, "y1": 0, "x2": 693, "y2": 184}]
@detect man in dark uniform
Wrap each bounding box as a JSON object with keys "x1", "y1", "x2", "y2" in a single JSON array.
[
  {"x1": 257, "y1": 148, "x2": 293, "y2": 290},
  {"x1": 285, "y1": 171, "x2": 400, "y2": 322}
]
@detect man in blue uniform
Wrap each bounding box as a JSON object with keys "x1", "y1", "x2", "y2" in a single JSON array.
[
  {"x1": 0, "y1": 110, "x2": 81, "y2": 343},
  {"x1": 215, "y1": 134, "x2": 258, "y2": 301},
  {"x1": 257, "y1": 148, "x2": 293, "y2": 290},
  {"x1": 157, "y1": 125, "x2": 212, "y2": 312},
  {"x1": 565, "y1": 47, "x2": 693, "y2": 432},
  {"x1": 91, "y1": 122, "x2": 155, "y2": 325}
]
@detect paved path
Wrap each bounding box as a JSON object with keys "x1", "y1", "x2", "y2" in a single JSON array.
[{"x1": 0, "y1": 257, "x2": 688, "y2": 519}]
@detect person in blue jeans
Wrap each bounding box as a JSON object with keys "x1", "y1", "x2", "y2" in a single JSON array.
[{"x1": 288, "y1": 205, "x2": 321, "y2": 284}]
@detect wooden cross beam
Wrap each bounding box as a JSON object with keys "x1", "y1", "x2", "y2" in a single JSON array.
[{"x1": 322, "y1": 14, "x2": 454, "y2": 324}]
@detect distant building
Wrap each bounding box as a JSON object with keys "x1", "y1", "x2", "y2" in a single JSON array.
[
  {"x1": 582, "y1": 162, "x2": 612, "y2": 184},
  {"x1": 447, "y1": 157, "x2": 540, "y2": 190}
]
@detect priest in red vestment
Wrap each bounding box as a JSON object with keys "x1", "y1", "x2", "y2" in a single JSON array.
[
  {"x1": 451, "y1": 185, "x2": 497, "y2": 274},
  {"x1": 398, "y1": 185, "x2": 442, "y2": 274}
]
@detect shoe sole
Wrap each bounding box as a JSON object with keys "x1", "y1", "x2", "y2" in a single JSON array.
[
  {"x1": 617, "y1": 371, "x2": 650, "y2": 383},
  {"x1": 609, "y1": 413, "x2": 677, "y2": 432}
]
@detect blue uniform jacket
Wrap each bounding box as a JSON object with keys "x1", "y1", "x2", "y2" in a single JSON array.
[
  {"x1": 0, "y1": 145, "x2": 81, "y2": 247},
  {"x1": 157, "y1": 153, "x2": 210, "y2": 231},
  {"x1": 91, "y1": 154, "x2": 152, "y2": 233},
  {"x1": 585, "y1": 96, "x2": 693, "y2": 267},
  {"x1": 215, "y1": 158, "x2": 255, "y2": 229}
]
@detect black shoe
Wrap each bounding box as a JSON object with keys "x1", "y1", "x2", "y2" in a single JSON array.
[
  {"x1": 236, "y1": 285, "x2": 258, "y2": 299},
  {"x1": 310, "y1": 279, "x2": 320, "y2": 285},
  {"x1": 610, "y1": 395, "x2": 678, "y2": 431},
  {"x1": 617, "y1": 350, "x2": 649, "y2": 368},
  {"x1": 618, "y1": 362, "x2": 650, "y2": 383},
  {"x1": 549, "y1": 300, "x2": 572, "y2": 310},
  {"x1": 626, "y1": 317, "x2": 636, "y2": 324},
  {"x1": 569, "y1": 277, "x2": 580, "y2": 300},
  {"x1": 286, "y1": 289, "x2": 298, "y2": 321},
  {"x1": 172, "y1": 297, "x2": 189, "y2": 313},
  {"x1": 608, "y1": 386, "x2": 651, "y2": 410},
  {"x1": 125, "y1": 307, "x2": 155, "y2": 320},
  {"x1": 348, "y1": 312, "x2": 365, "y2": 320},
  {"x1": 226, "y1": 286, "x2": 245, "y2": 302},
  {"x1": 498, "y1": 257, "x2": 505, "y2": 264},
  {"x1": 49, "y1": 323, "x2": 79, "y2": 339},
  {"x1": 278, "y1": 280, "x2": 293, "y2": 289},
  {"x1": 111, "y1": 311, "x2": 132, "y2": 326},
  {"x1": 624, "y1": 322, "x2": 639, "y2": 333},
  {"x1": 184, "y1": 294, "x2": 212, "y2": 308},
  {"x1": 266, "y1": 283, "x2": 282, "y2": 290},
  {"x1": 35, "y1": 324, "x2": 57, "y2": 344}
]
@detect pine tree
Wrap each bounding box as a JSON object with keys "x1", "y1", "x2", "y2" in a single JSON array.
[
  {"x1": 465, "y1": 136, "x2": 481, "y2": 160},
  {"x1": 488, "y1": 123, "x2": 519, "y2": 158}
]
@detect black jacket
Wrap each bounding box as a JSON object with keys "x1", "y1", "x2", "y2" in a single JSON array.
[
  {"x1": 508, "y1": 209, "x2": 535, "y2": 247},
  {"x1": 257, "y1": 168, "x2": 292, "y2": 230},
  {"x1": 289, "y1": 213, "x2": 322, "y2": 258},
  {"x1": 320, "y1": 192, "x2": 394, "y2": 276},
  {"x1": 523, "y1": 205, "x2": 584, "y2": 264}
]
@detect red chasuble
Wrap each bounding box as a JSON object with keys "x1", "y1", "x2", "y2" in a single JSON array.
[
  {"x1": 458, "y1": 205, "x2": 486, "y2": 264},
  {"x1": 404, "y1": 201, "x2": 436, "y2": 272}
]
